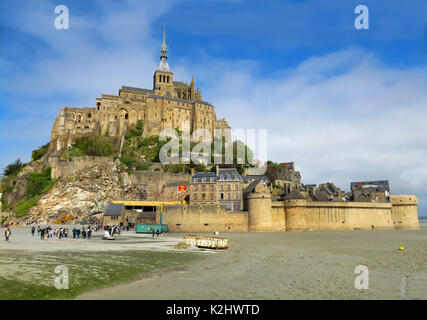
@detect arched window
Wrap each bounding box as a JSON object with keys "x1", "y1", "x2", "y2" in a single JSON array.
[
  {"x1": 125, "y1": 113, "x2": 128, "y2": 120},
  {"x1": 87, "y1": 113, "x2": 92, "y2": 118},
  {"x1": 167, "y1": 76, "x2": 169, "y2": 83},
  {"x1": 159, "y1": 75, "x2": 162, "y2": 83}
]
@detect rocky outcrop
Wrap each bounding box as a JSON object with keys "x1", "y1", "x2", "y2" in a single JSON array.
[
  {"x1": 12, "y1": 160, "x2": 190, "y2": 226},
  {"x1": 18, "y1": 160, "x2": 139, "y2": 225}
]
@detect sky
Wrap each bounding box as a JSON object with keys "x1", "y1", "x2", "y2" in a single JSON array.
[{"x1": 0, "y1": 0, "x2": 426, "y2": 216}]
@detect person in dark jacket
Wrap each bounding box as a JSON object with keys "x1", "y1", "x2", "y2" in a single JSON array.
[
  {"x1": 31, "y1": 226, "x2": 35, "y2": 237},
  {"x1": 87, "y1": 226, "x2": 92, "y2": 239},
  {"x1": 82, "y1": 228, "x2": 87, "y2": 239}
]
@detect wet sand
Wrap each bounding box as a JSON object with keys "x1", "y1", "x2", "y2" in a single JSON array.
[{"x1": 78, "y1": 228, "x2": 427, "y2": 300}]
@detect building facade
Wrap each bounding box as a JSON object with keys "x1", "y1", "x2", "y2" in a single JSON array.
[{"x1": 190, "y1": 166, "x2": 243, "y2": 211}]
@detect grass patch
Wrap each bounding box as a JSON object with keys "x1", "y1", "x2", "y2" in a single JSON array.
[{"x1": 0, "y1": 250, "x2": 200, "y2": 300}]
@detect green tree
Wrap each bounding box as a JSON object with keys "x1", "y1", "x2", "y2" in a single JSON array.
[{"x1": 2, "y1": 159, "x2": 24, "y2": 177}]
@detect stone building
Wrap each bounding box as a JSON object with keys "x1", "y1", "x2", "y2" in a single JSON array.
[
  {"x1": 190, "y1": 165, "x2": 243, "y2": 210},
  {"x1": 350, "y1": 180, "x2": 390, "y2": 203},
  {"x1": 274, "y1": 162, "x2": 302, "y2": 194},
  {"x1": 50, "y1": 26, "x2": 230, "y2": 153}
]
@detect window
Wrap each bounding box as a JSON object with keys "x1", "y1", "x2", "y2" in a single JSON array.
[
  {"x1": 159, "y1": 75, "x2": 161, "y2": 83},
  {"x1": 221, "y1": 193, "x2": 224, "y2": 200},
  {"x1": 210, "y1": 185, "x2": 214, "y2": 191},
  {"x1": 235, "y1": 184, "x2": 239, "y2": 191},
  {"x1": 202, "y1": 193, "x2": 206, "y2": 200},
  {"x1": 194, "y1": 194, "x2": 198, "y2": 200},
  {"x1": 235, "y1": 192, "x2": 238, "y2": 200},
  {"x1": 227, "y1": 193, "x2": 231, "y2": 200},
  {"x1": 210, "y1": 193, "x2": 214, "y2": 200},
  {"x1": 194, "y1": 185, "x2": 198, "y2": 191},
  {"x1": 167, "y1": 76, "x2": 170, "y2": 83},
  {"x1": 227, "y1": 185, "x2": 231, "y2": 191},
  {"x1": 220, "y1": 184, "x2": 224, "y2": 191},
  {"x1": 202, "y1": 185, "x2": 206, "y2": 191}
]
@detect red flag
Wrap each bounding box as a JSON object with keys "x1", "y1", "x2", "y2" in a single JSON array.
[{"x1": 178, "y1": 185, "x2": 187, "y2": 192}]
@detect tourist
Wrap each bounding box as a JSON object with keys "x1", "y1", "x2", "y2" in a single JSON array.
[
  {"x1": 64, "y1": 228, "x2": 68, "y2": 238},
  {"x1": 72, "y1": 227, "x2": 76, "y2": 239},
  {"x1": 4, "y1": 228, "x2": 11, "y2": 243},
  {"x1": 40, "y1": 228, "x2": 45, "y2": 240},
  {"x1": 76, "y1": 228, "x2": 81, "y2": 239},
  {"x1": 156, "y1": 229, "x2": 160, "y2": 237},
  {"x1": 87, "y1": 226, "x2": 92, "y2": 239},
  {"x1": 152, "y1": 229, "x2": 155, "y2": 238},
  {"x1": 59, "y1": 228, "x2": 62, "y2": 239},
  {"x1": 82, "y1": 228, "x2": 87, "y2": 239},
  {"x1": 37, "y1": 226, "x2": 40, "y2": 237},
  {"x1": 31, "y1": 226, "x2": 35, "y2": 237}
]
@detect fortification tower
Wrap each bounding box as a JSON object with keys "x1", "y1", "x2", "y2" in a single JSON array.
[
  {"x1": 390, "y1": 195, "x2": 419, "y2": 229},
  {"x1": 153, "y1": 25, "x2": 174, "y2": 97},
  {"x1": 247, "y1": 190, "x2": 273, "y2": 231},
  {"x1": 283, "y1": 191, "x2": 308, "y2": 231}
]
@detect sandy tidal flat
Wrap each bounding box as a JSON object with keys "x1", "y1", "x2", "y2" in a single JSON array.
[{"x1": 78, "y1": 228, "x2": 427, "y2": 300}]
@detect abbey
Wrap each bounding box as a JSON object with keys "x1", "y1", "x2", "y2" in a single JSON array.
[{"x1": 50, "y1": 27, "x2": 230, "y2": 152}]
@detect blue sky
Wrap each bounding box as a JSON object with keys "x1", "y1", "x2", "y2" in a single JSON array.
[{"x1": 0, "y1": 0, "x2": 426, "y2": 216}]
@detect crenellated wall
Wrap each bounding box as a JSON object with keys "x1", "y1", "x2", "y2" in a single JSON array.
[{"x1": 157, "y1": 195, "x2": 419, "y2": 232}]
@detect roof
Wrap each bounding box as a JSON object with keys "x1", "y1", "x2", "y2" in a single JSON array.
[
  {"x1": 104, "y1": 203, "x2": 124, "y2": 216},
  {"x1": 243, "y1": 179, "x2": 261, "y2": 194},
  {"x1": 147, "y1": 94, "x2": 212, "y2": 106},
  {"x1": 284, "y1": 191, "x2": 306, "y2": 200},
  {"x1": 242, "y1": 175, "x2": 262, "y2": 183},
  {"x1": 350, "y1": 180, "x2": 390, "y2": 192},
  {"x1": 120, "y1": 86, "x2": 154, "y2": 94},
  {"x1": 218, "y1": 168, "x2": 242, "y2": 182},
  {"x1": 156, "y1": 57, "x2": 172, "y2": 73}
]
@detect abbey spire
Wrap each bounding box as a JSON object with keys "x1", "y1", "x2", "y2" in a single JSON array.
[
  {"x1": 155, "y1": 24, "x2": 172, "y2": 74},
  {"x1": 160, "y1": 24, "x2": 167, "y2": 60}
]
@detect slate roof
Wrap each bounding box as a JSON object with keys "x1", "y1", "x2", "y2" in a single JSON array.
[
  {"x1": 350, "y1": 180, "x2": 390, "y2": 192},
  {"x1": 120, "y1": 86, "x2": 154, "y2": 94},
  {"x1": 104, "y1": 203, "x2": 124, "y2": 216},
  {"x1": 284, "y1": 191, "x2": 306, "y2": 200}
]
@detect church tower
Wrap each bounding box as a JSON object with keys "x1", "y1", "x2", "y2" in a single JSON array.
[{"x1": 153, "y1": 25, "x2": 174, "y2": 97}]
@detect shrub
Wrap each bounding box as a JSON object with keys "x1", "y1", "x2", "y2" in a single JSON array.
[
  {"x1": 67, "y1": 135, "x2": 116, "y2": 158},
  {"x1": 135, "y1": 160, "x2": 153, "y2": 171},
  {"x1": 15, "y1": 197, "x2": 40, "y2": 218},
  {"x1": 26, "y1": 168, "x2": 55, "y2": 199},
  {"x1": 119, "y1": 157, "x2": 136, "y2": 169},
  {"x1": 31, "y1": 143, "x2": 50, "y2": 161}
]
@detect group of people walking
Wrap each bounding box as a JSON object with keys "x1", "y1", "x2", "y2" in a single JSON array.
[{"x1": 29, "y1": 225, "x2": 97, "y2": 240}]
